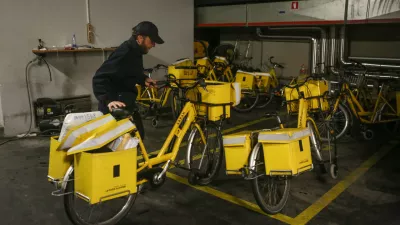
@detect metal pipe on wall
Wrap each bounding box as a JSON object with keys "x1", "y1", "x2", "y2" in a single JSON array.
[
  {"x1": 268, "y1": 26, "x2": 327, "y2": 74},
  {"x1": 256, "y1": 28, "x2": 318, "y2": 74},
  {"x1": 348, "y1": 56, "x2": 400, "y2": 63},
  {"x1": 340, "y1": 0, "x2": 400, "y2": 70},
  {"x1": 339, "y1": 26, "x2": 400, "y2": 69},
  {"x1": 329, "y1": 27, "x2": 400, "y2": 79},
  {"x1": 329, "y1": 26, "x2": 339, "y2": 75}
]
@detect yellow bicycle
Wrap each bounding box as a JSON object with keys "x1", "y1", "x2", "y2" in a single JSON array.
[
  {"x1": 222, "y1": 78, "x2": 338, "y2": 214},
  {"x1": 136, "y1": 64, "x2": 171, "y2": 127},
  {"x1": 317, "y1": 63, "x2": 400, "y2": 141},
  {"x1": 47, "y1": 77, "x2": 239, "y2": 225}
]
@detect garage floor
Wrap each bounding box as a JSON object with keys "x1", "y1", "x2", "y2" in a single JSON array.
[{"x1": 1, "y1": 103, "x2": 400, "y2": 225}]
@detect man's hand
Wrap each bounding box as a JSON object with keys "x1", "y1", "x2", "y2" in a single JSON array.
[
  {"x1": 145, "y1": 77, "x2": 157, "y2": 88},
  {"x1": 108, "y1": 101, "x2": 126, "y2": 112}
]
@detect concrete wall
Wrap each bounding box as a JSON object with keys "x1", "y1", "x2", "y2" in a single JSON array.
[
  {"x1": 0, "y1": 0, "x2": 194, "y2": 137},
  {"x1": 220, "y1": 32, "x2": 310, "y2": 80}
]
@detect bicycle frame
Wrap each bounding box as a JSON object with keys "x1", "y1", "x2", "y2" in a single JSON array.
[
  {"x1": 136, "y1": 85, "x2": 172, "y2": 107},
  {"x1": 135, "y1": 101, "x2": 206, "y2": 180},
  {"x1": 333, "y1": 82, "x2": 398, "y2": 124}
]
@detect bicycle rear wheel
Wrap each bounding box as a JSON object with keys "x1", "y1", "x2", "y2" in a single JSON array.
[
  {"x1": 249, "y1": 143, "x2": 290, "y2": 214},
  {"x1": 256, "y1": 89, "x2": 274, "y2": 109},
  {"x1": 186, "y1": 123, "x2": 223, "y2": 185},
  {"x1": 315, "y1": 103, "x2": 350, "y2": 141},
  {"x1": 64, "y1": 169, "x2": 137, "y2": 225}
]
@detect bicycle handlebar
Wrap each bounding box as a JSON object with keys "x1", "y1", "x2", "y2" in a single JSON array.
[
  {"x1": 144, "y1": 64, "x2": 168, "y2": 74},
  {"x1": 269, "y1": 56, "x2": 284, "y2": 69},
  {"x1": 174, "y1": 66, "x2": 198, "y2": 69},
  {"x1": 158, "y1": 75, "x2": 207, "y2": 91}
]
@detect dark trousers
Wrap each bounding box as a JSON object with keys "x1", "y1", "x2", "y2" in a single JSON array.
[{"x1": 98, "y1": 102, "x2": 145, "y2": 140}]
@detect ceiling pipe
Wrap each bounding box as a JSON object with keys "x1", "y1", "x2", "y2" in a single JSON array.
[
  {"x1": 348, "y1": 56, "x2": 400, "y2": 63},
  {"x1": 256, "y1": 28, "x2": 318, "y2": 74},
  {"x1": 268, "y1": 26, "x2": 326, "y2": 74}
]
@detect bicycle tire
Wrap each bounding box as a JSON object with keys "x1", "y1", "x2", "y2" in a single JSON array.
[
  {"x1": 249, "y1": 143, "x2": 290, "y2": 214},
  {"x1": 256, "y1": 89, "x2": 274, "y2": 109},
  {"x1": 137, "y1": 87, "x2": 153, "y2": 119},
  {"x1": 186, "y1": 123, "x2": 224, "y2": 185},
  {"x1": 316, "y1": 103, "x2": 350, "y2": 141},
  {"x1": 64, "y1": 169, "x2": 137, "y2": 225},
  {"x1": 378, "y1": 101, "x2": 400, "y2": 137}
]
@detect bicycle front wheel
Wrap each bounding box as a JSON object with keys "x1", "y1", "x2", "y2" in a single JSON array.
[
  {"x1": 186, "y1": 123, "x2": 223, "y2": 185},
  {"x1": 315, "y1": 103, "x2": 350, "y2": 141},
  {"x1": 64, "y1": 169, "x2": 137, "y2": 225},
  {"x1": 249, "y1": 143, "x2": 290, "y2": 214}
]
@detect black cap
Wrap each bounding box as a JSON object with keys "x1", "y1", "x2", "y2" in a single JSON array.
[{"x1": 132, "y1": 21, "x2": 164, "y2": 44}]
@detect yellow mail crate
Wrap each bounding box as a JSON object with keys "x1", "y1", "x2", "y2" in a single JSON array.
[
  {"x1": 235, "y1": 71, "x2": 255, "y2": 90},
  {"x1": 195, "y1": 104, "x2": 231, "y2": 121},
  {"x1": 194, "y1": 40, "x2": 209, "y2": 59},
  {"x1": 168, "y1": 58, "x2": 198, "y2": 80},
  {"x1": 48, "y1": 136, "x2": 73, "y2": 183},
  {"x1": 303, "y1": 80, "x2": 329, "y2": 111},
  {"x1": 195, "y1": 57, "x2": 212, "y2": 75},
  {"x1": 258, "y1": 128, "x2": 313, "y2": 176},
  {"x1": 284, "y1": 80, "x2": 329, "y2": 113},
  {"x1": 186, "y1": 81, "x2": 232, "y2": 121},
  {"x1": 213, "y1": 56, "x2": 229, "y2": 65},
  {"x1": 255, "y1": 72, "x2": 272, "y2": 92},
  {"x1": 74, "y1": 148, "x2": 137, "y2": 205},
  {"x1": 223, "y1": 131, "x2": 256, "y2": 175}
]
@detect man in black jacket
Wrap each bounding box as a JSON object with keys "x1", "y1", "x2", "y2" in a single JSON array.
[{"x1": 92, "y1": 21, "x2": 164, "y2": 139}]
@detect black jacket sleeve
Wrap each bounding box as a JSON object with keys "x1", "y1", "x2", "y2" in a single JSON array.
[
  {"x1": 92, "y1": 39, "x2": 148, "y2": 106},
  {"x1": 92, "y1": 49, "x2": 128, "y2": 104}
]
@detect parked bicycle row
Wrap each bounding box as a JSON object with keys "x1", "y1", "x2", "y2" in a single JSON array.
[{"x1": 45, "y1": 51, "x2": 400, "y2": 225}]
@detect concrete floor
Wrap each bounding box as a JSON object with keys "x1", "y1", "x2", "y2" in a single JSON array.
[{"x1": 0, "y1": 104, "x2": 399, "y2": 225}]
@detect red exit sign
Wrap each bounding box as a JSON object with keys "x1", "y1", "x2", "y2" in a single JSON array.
[{"x1": 292, "y1": 1, "x2": 299, "y2": 9}]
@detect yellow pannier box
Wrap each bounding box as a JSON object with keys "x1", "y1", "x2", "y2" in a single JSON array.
[
  {"x1": 48, "y1": 136, "x2": 73, "y2": 183},
  {"x1": 74, "y1": 148, "x2": 137, "y2": 205},
  {"x1": 195, "y1": 57, "x2": 212, "y2": 75},
  {"x1": 186, "y1": 81, "x2": 232, "y2": 121},
  {"x1": 223, "y1": 130, "x2": 257, "y2": 175},
  {"x1": 194, "y1": 40, "x2": 209, "y2": 59},
  {"x1": 254, "y1": 72, "x2": 272, "y2": 92},
  {"x1": 284, "y1": 80, "x2": 329, "y2": 113},
  {"x1": 258, "y1": 128, "x2": 313, "y2": 176},
  {"x1": 168, "y1": 58, "x2": 198, "y2": 81},
  {"x1": 235, "y1": 70, "x2": 255, "y2": 90},
  {"x1": 213, "y1": 56, "x2": 229, "y2": 65}
]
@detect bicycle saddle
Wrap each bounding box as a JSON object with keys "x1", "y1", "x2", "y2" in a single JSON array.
[{"x1": 111, "y1": 108, "x2": 132, "y2": 120}]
